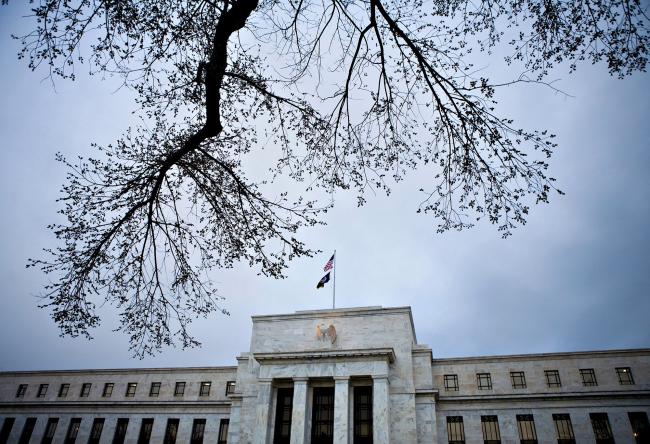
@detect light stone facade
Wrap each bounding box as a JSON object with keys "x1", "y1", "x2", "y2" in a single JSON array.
[{"x1": 0, "y1": 306, "x2": 648, "y2": 444}]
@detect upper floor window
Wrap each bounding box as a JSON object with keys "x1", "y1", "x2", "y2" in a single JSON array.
[
  {"x1": 58, "y1": 383, "x2": 70, "y2": 397},
  {"x1": 217, "y1": 419, "x2": 229, "y2": 444},
  {"x1": 616, "y1": 367, "x2": 635, "y2": 385},
  {"x1": 510, "y1": 371, "x2": 526, "y2": 389},
  {"x1": 199, "y1": 381, "x2": 211, "y2": 397},
  {"x1": 88, "y1": 418, "x2": 105, "y2": 444},
  {"x1": 102, "y1": 383, "x2": 114, "y2": 397},
  {"x1": 42, "y1": 418, "x2": 59, "y2": 444},
  {"x1": 174, "y1": 382, "x2": 186, "y2": 396},
  {"x1": 580, "y1": 369, "x2": 597, "y2": 386},
  {"x1": 226, "y1": 381, "x2": 236, "y2": 395},
  {"x1": 126, "y1": 383, "x2": 137, "y2": 397},
  {"x1": 553, "y1": 414, "x2": 576, "y2": 444},
  {"x1": 80, "y1": 383, "x2": 92, "y2": 397},
  {"x1": 545, "y1": 370, "x2": 561, "y2": 388},
  {"x1": 37, "y1": 384, "x2": 49, "y2": 398},
  {"x1": 481, "y1": 415, "x2": 501, "y2": 444},
  {"x1": 447, "y1": 416, "x2": 465, "y2": 444},
  {"x1": 16, "y1": 384, "x2": 27, "y2": 398},
  {"x1": 444, "y1": 374, "x2": 459, "y2": 391},
  {"x1": 191, "y1": 419, "x2": 206, "y2": 444},
  {"x1": 590, "y1": 413, "x2": 614, "y2": 444},
  {"x1": 477, "y1": 373, "x2": 492, "y2": 390},
  {"x1": 628, "y1": 412, "x2": 649, "y2": 444},
  {"x1": 163, "y1": 418, "x2": 180, "y2": 444},
  {"x1": 517, "y1": 414, "x2": 538, "y2": 444},
  {"x1": 150, "y1": 382, "x2": 161, "y2": 397}
]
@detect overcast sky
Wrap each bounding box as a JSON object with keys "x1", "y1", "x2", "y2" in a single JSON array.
[{"x1": 1, "y1": 3, "x2": 649, "y2": 371}]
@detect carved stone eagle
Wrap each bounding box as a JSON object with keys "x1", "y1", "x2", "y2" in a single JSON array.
[{"x1": 316, "y1": 323, "x2": 337, "y2": 344}]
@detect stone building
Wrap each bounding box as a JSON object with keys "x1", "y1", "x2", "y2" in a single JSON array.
[{"x1": 0, "y1": 306, "x2": 648, "y2": 444}]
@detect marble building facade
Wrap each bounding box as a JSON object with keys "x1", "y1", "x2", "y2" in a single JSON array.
[{"x1": 0, "y1": 306, "x2": 649, "y2": 444}]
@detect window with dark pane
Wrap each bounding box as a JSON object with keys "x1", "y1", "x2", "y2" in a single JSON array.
[
  {"x1": 511, "y1": 372, "x2": 527, "y2": 389},
  {"x1": 0, "y1": 417, "x2": 15, "y2": 444},
  {"x1": 444, "y1": 374, "x2": 459, "y2": 391},
  {"x1": 103, "y1": 383, "x2": 114, "y2": 397},
  {"x1": 629, "y1": 412, "x2": 650, "y2": 444},
  {"x1": 174, "y1": 382, "x2": 186, "y2": 396},
  {"x1": 590, "y1": 413, "x2": 615, "y2": 444},
  {"x1": 149, "y1": 382, "x2": 161, "y2": 397},
  {"x1": 311, "y1": 387, "x2": 334, "y2": 444},
  {"x1": 64, "y1": 418, "x2": 81, "y2": 444},
  {"x1": 616, "y1": 367, "x2": 635, "y2": 385},
  {"x1": 199, "y1": 381, "x2": 211, "y2": 396},
  {"x1": 217, "y1": 419, "x2": 229, "y2": 444},
  {"x1": 16, "y1": 384, "x2": 27, "y2": 398},
  {"x1": 58, "y1": 383, "x2": 70, "y2": 397},
  {"x1": 87, "y1": 418, "x2": 105, "y2": 444},
  {"x1": 545, "y1": 370, "x2": 561, "y2": 388},
  {"x1": 446, "y1": 416, "x2": 465, "y2": 444},
  {"x1": 18, "y1": 417, "x2": 36, "y2": 444},
  {"x1": 477, "y1": 373, "x2": 492, "y2": 390},
  {"x1": 125, "y1": 383, "x2": 137, "y2": 397},
  {"x1": 80, "y1": 383, "x2": 92, "y2": 397},
  {"x1": 137, "y1": 418, "x2": 154, "y2": 444},
  {"x1": 37, "y1": 384, "x2": 48, "y2": 398},
  {"x1": 112, "y1": 418, "x2": 129, "y2": 444},
  {"x1": 481, "y1": 416, "x2": 501, "y2": 444},
  {"x1": 580, "y1": 369, "x2": 598, "y2": 386},
  {"x1": 517, "y1": 415, "x2": 538, "y2": 444},
  {"x1": 190, "y1": 419, "x2": 206, "y2": 444},
  {"x1": 163, "y1": 418, "x2": 179, "y2": 444},
  {"x1": 226, "y1": 381, "x2": 236, "y2": 395},
  {"x1": 41, "y1": 418, "x2": 59, "y2": 444},
  {"x1": 553, "y1": 414, "x2": 576, "y2": 444},
  {"x1": 273, "y1": 387, "x2": 294, "y2": 444},
  {"x1": 353, "y1": 386, "x2": 373, "y2": 444}
]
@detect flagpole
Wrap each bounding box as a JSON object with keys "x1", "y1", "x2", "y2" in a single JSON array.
[{"x1": 332, "y1": 250, "x2": 336, "y2": 309}]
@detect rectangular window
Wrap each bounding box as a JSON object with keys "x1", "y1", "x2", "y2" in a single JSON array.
[
  {"x1": 41, "y1": 418, "x2": 59, "y2": 444},
  {"x1": 477, "y1": 373, "x2": 492, "y2": 390},
  {"x1": 444, "y1": 374, "x2": 459, "y2": 391},
  {"x1": 0, "y1": 418, "x2": 15, "y2": 444},
  {"x1": 174, "y1": 382, "x2": 186, "y2": 396},
  {"x1": 163, "y1": 419, "x2": 179, "y2": 444},
  {"x1": 18, "y1": 418, "x2": 37, "y2": 444},
  {"x1": 481, "y1": 416, "x2": 501, "y2": 444},
  {"x1": 112, "y1": 418, "x2": 129, "y2": 444},
  {"x1": 353, "y1": 386, "x2": 373, "y2": 444},
  {"x1": 102, "y1": 383, "x2": 114, "y2": 397},
  {"x1": 517, "y1": 415, "x2": 538, "y2": 444},
  {"x1": 446, "y1": 416, "x2": 465, "y2": 444},
  {"x1": 125, "y1": 382, "x2": 137, "y2": 397},
  {"x1": 149, "y1": 382, "x2": 161, "y2": 397},
  {"x1": 37, "y1": 384, "x2": 49, "y2": 398},
  {"x1": 511, "y1": 371, "x2": 527, "y2": 389},
  {"x1": 137, "y1": 419, "x2": 154, "y2": 444},
  {"x1": 64, "y1": 418, "x2": 81, "y2": 444},
  {"x1": 616, "y1": 367, "x2": 635, "y2": 385},
  {"x1": 191, "y1": 419, "x2": 206, "y2": 444},
  {"x1": 629, "y1": 412, "x2": 650, "y2": 444},
  {"x1": 58, "y1": 383, "x2": 70, "y2": 397},
  {"x1": 311, "y1": 387, "x2": 334, "y2": 444},
  {"x1": 217, "y1": 419, "x2": 229, "y2": 444},
  {"x1": 590, "y1": 413, "x2": 615, "y2": 444},
  {"x1": 553, "y1": 414, "x2": 576, "y2": 444},
  {"x1": 199, "y1": 381, "x2": 211, "y2": 397},
  {"x1": 87, "y1": 418, "x2": 105, "y2": 444},
  {"x1": 273, "y1": 387, "x2": 294, "y2": 444},
  {"x1": 80, "y1": 383, "x2": 92, "y2": 397},
  {"x1": 580, "y1": 369, "x2": 598, "y2": 386},
  {"x1": 226, "y1": 380, "x2": 236, "y2": 395},
  {"x1": 545, "y1": 370, "x2": 562, "y2": 388},
  {"x1": 16, "y1": 384, "x2": 27, "y2": 398}
]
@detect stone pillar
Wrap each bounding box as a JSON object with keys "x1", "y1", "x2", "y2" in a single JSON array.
[
  {"x1": 253, "y1": 379, "x2": 273, "y2": 444},
  {"x1": 372, "y1": 375, "x2": 390, "y2": 444},
  {"x1": 334, "y1": 376, "x2": 350, "y2": 444},
  {"x1": 290, "y1": 378, "x2": 309, "y2": 444}
]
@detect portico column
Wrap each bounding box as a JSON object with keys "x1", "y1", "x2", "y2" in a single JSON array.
[
  {"x1": 290, "y1": 377, "x2": 309, "y2": 444},
  {"x1": 334, "y1": 376, "x2": 350, "y2": 444},
  {"x1": 372, "y1": 375, "x2": 390, "y2": 444},
  {"x1": 253, "y1": 379, "x2": 273, "y2": 444}
]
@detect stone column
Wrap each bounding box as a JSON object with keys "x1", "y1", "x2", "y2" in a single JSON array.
[
  {"x1": 290, "y1": 378, "x2": 309, "y2": 444},
  {"x1": 334, "y1": 376, "x2": 350, "y2": 444},
  {"x1": 372, "y1": 375, "x2": 390, "y2": 444},
  {"x1": 253, "y1": 379, "x2": 273, "y2": 444}
]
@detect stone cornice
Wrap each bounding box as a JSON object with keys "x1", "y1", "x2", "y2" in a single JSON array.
[
  {"x1": 432, "y1": 348, "x2": 650, "y2": 364},
  {"x1": 253, "y1": 348, "x2": 396, "y2": 364},
  {"x1": 437, "y1": 389, "x2": 650, "y2": 404}
]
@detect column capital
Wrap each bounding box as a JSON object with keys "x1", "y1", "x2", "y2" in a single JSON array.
[
  {"x1": 372, "y1": 374, "x2": 389, "y2": 381},
  {"x1": 293, "y1": 377, "x2": 309, "y2": 383},
  {"x1": 333, "y1": 376, "x2": 350, "y2": 381}
]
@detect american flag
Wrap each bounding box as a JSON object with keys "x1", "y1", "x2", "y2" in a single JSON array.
[{"x1": 323, "y1": 254, "x2": 335, "y2": 272}]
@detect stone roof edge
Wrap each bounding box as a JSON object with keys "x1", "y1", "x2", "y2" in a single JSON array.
[
  {"x1": 253, "y1": 347, "x2": 396, "y2": 364},
  {"x1": 432, "y1": 347, "x2": 650, "y2": 364},
  {"x1": 0, "y1": 365, "x2": 238, "y2": 377}
]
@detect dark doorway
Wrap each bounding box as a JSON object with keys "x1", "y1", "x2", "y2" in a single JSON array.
[
  {"x1": 311, "y1": 387, "x2": 334, "y2": 444},
  {"x1": 354, "y1": 386, "x2": 373, "y2": 444},
  {"x1": 273, "y1": 387, "x2": 294, "y2": 444}
]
